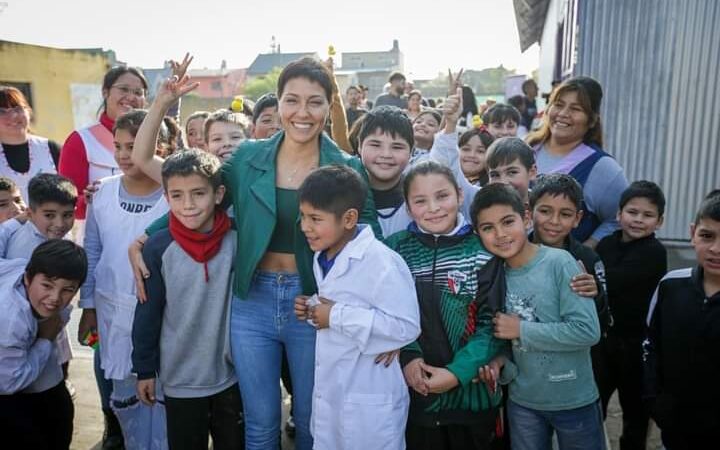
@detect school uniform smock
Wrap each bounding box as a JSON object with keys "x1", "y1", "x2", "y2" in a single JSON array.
[
  {"x1": 0, "y1": 220, "x2": 74, "y2": 367},
  {"x1": 60, "y1": 112, "x2": 118, "y2": 219},
  {"x1": 310, "y1": 225, "x2": 420, "y2": 450},
  {"x1": 82, "y1": 175, "x2": 168, "y2": 380},
  {"x1": 0, "y1": 135, "x2": 58, "y2": 203},
  {"x1": 0, "y1": 259, "x2": 63, "y2": 394}
]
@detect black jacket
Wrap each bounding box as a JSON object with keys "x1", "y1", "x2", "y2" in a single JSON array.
[
  {"x1": 643, "y1": 267, "x2": 720, "y2": 430},
  {"x1": 596, "y1": 231, "x2": 666, "y2": 338}
]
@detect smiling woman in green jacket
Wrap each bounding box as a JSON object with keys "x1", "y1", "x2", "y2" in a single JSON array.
[{"x1": 130, "y1": 56, "x2": 379, "y2": 450}]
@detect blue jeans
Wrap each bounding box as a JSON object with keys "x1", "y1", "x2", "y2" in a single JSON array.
[
  {"x1": 94, "y1": 350, "x2": 113, "y2": 411},
  {"x1": 507, "y1": 399, "x2": 605, "y2": 450},
  {"x1": 230, "y1": 271, "x2": 315, "y2": 450}
]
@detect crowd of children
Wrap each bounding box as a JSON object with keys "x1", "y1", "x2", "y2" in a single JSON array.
[{"x1": 0, "y1": 52, "x2": 718, "y2": 450}]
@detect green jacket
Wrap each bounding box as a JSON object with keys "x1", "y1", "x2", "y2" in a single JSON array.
[{"x1": 149, "y1": 131, "x2": 380, "y2": 298}]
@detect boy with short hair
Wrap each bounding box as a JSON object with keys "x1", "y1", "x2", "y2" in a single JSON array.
[
  {"x1": 79, "y1": 109, "x2": 170, "y2": 448},
  {"x1": 643, "y1": 193, "x2": 720, "y2": 448},
  {"x1": 482, "y1": 103, "x2": 522, "y2": 139},
  {"x1": 0, "y1": 176, "x2": 26, "y2": 223},
  {"x1": 251, "y1": 93, "x2": 281, "y2": 139},
  {"x1": 472, "y1": 183, "x2": 603, "y2": 450},
  {"x1": 132, "y1": 149, "x2": 244, "y2": 450},
  {"x1": 293, "y1": 165, "x2": 420, "y2": 450},
  {"x1": 596, "y1": 180, "x2": 667, "y2": 449},
  {"x1": 0, "y1": 172, "x2": 78, "y2": 390},
  {"x1": 486, "y1": 137, "x2": 537, "y2": 208},
  {"x1": 0, "y1": 239, "x2": 87, "y2": 449},
  {"x1": 0, "y1": 173, "x2": 76, "y2": 258}
]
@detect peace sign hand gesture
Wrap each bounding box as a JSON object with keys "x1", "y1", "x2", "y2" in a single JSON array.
[
  {"x1": 156, "y1": 73, "x2": 199, "y2": 108},
  {"x1": 448, "y1": 68, "x2": 464, "y2": 95}
]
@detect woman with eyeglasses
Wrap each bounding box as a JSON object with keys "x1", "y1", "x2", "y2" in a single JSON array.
[
  {"x1": 58, "y1": 66, "x2": 147, "y2": 450},
  {"x1": 0, "y1": 86, "x2": 60, "y2": 203},
  {"x1": 59, "y1": 66, "x2": 148, "y2": 223}
]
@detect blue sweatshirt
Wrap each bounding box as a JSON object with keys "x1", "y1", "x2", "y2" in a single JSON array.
[{"x1": 500, "y1": 245, "x2": 600, "y2": 411}]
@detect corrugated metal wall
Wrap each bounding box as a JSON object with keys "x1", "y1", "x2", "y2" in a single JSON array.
[{"x1": 575, "y1": 0, "x2": 720, "y2": 241}]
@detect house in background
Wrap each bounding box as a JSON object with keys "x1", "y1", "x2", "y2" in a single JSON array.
[
  {"x1": 337, "y1": 40, "x2": 404, "y2": 98},
  {"x1": 247, "y1": 51, "x2": 319, "y2": 79},
  {"x1": 513, "y1": 0, "x2": 719, "y2": 260},
  {"x1": 0, "y1": 40, "x2": 116, "y2": 142}
]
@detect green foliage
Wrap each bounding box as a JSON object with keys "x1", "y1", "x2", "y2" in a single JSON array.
[{"x1": 243, "y1": 67, "x2": 282, "y2": 100}]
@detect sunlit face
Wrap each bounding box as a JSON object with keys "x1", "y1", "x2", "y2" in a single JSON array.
[
  {"x1": 206, "y1": 121, "x2": 246, "y2": 162},
  {"x1": 359, "y1": 129, "x2": 411, "y2": 189},
  {"x1": 412, "y1": 113, "x2": 440, "y2": 149},
  {"x1": 253, "y1": 106, "x2": 281, "y2": 139},
  {"x1": 299, "y1": 201, "x2": 356, "y2": 259},
  {"x1": 24, "y1": 273, "x2": 79, "y2": 318},
  {"x1": 279, "y1": 77, "x2": 330, "y2": 146},
  {"x1": 618, "y1": 197, "x2": 663, "y2": 242},
  {"x1": 488, "y1": 119, "x2": 518, "y2": 138},
  {"x1": 406, "y1": 173, "x2": 462, "y2": 235},
  {"x1": 113, "y1": 128, "x2": 143, "y2": 178},
  {"x1": 103, "y1": 73, "x2": 146, "y2": 120},
  {"x1": 28, "y1": 202, "x2": 75, "y2": 239},
  {"x1": 548, "y1": 90, "x2": 591, "y2": 145},
  {"x1": 0, "y1": 188, "x2": 26, "y2": 222},
  {"x1": 475, "y1": 204, "x2": 531, "y2": 263},
  {"x1": 165, "y1": 174, "x2": 225, "y2": 232},
  {"x1": 459, "y1": 135, "x2": 487, "y2": 180},
  {"x1": 488, "y1": 159, "x2": 536, "y2": 203},
  {"x1": 185, "y1": 117, "x2": 206, "y2": 150},
  {"x1": 532, "y1": 193, "x2": 582, "y2": 248},
  {"x1": 691, "y1": 217, "x2": 720, "y2": 278},
  {"x1": 0, "y1": 105, "x2": 30, "y2": 139}
]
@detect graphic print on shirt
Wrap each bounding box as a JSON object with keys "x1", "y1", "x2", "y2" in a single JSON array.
[{"x1": 120, "y1": 201, "x2": 156, "y2": 214}]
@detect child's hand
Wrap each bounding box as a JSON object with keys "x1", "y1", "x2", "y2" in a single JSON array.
[
  {"x1": 136, "y1": 378, "x2": 156, "y2": 405},
  {"x1": 170, "y1": 53, "x2": 193, "y2": 81},
  {"x1": 155, "y1": 72, "x2": 199, "y2": 108},
  {"x1": 493, "y1": 312, "x2": 521, "y2": 340},
  {"x1": 37, "y1": 315, "x2": 63, "y2": 341},
  {"x1": 77, "y1": 309, "x2": 97, "y2": 345},
  {"x1": 420, "y1": 362, "x2": 459, "y2": 394},
  {"x1": 403, "y1": 358, "x2": 429, "y2": 396},
  {"x1": 129, "y1": 234, "x2": 149, "y2": 302},
  {"x1": 84, "y1": 180, "x2": 101, "y2": 205},
  {"x1": 571, "y1": 273, "x2": 598, "y2": 298},
  {"x1": 447, "y1": 68, "x2": 464, "y2": 95},
  {"x1": 294, "y1": 295, "x2": 310, "y2": 321},
  {"x1": 443, "y1": 87, "x2": 463, "y2": 125},
  {"x1": 476, "y1": 356, "x2": 506, "y2": 395},
  {"x1": 375, "y1": 350, "x2": 400, "y2": 367},
  {"x1": 309, "y1": 297, "x2": 335, "y2": 329}
]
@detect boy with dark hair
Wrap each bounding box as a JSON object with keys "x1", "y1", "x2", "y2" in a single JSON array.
[
  {"x1": 643, "y1": 193, "x2": 720, "y2": 448},
  {"x1": 132, "y1": 149, "x2": 244, "y2": 450},
  {"x1": 0, "y1": 239, "x2": 87, "y2": 450},
  {"x1": 0, "y1": 176, "x2": 26, "y2": 223},
  {"x1": 482, "y1": 103, "x2": 522, "y2": 138},
  {"x1": 486, "y1": 137, "x2": 537, "y2": 208},
  {"x1": 472, "y1": 183, "x2": 603, "y2": 450},
  {"x1": 596, "y1": 180, "x2": 667, "y2": 450},
  {"x1": 293, "y1": 165, "x2": 420, "y2": 450},
  {"x1": 251, "y1": 93, "x2": 281, "y2": 139},
  {"x1": 0, "y1": 172, "x2": 78, "y2": 395}
]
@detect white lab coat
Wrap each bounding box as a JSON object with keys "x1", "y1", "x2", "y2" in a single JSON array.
[{"x1": 310, "y1": 225, "x2": 420, "y2": 450}]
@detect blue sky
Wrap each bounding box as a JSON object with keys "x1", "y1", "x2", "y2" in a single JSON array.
[{"x1": 0, "y1": 0, "x2": 539, "y2": 79}]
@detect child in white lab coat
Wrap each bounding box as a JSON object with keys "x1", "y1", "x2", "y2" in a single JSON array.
[{"x1": 294, "y1": 165, "x2": 421, "y2": 450}]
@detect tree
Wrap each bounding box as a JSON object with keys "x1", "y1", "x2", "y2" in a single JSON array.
[{"x1": 242, "y1": 67, "x2": 282, "y2": 101}]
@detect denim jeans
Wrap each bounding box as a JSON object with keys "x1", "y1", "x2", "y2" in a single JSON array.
[
  {"x1": 230, "y1": 271, "x2": 316, "y2": 450},
  {"x1": 94, "y1": 349, "x2": 113, "y2": 411},
  {"x1": 507, "y1": 399, "x2": 605, "y2": 450}
]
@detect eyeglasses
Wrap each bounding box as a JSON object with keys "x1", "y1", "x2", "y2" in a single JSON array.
[
  {"x1": 0, "y1": 106, "x2": 26, "y2": 117},
  {"x1": 111, "y1": 85, "x2": 146, "y2": 97}
]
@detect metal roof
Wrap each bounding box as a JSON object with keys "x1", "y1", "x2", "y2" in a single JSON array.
[{"x1": 247, "y1": 52, "x2": 319, "y2": 76}]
